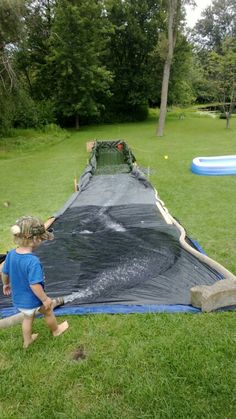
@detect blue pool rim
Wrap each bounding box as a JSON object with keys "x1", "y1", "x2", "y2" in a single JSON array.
[{"x1": 191, "y1": 155, "x2": 236, "y2": 176}]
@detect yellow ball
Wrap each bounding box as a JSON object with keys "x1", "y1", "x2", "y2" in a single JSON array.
[{"x1": 164, "y1": 155, "x2": 168, "y2": 159}]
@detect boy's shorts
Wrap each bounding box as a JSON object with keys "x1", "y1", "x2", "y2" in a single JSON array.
[{"x1": 18, "y1": 307, "x2": 41, "y2": 317}]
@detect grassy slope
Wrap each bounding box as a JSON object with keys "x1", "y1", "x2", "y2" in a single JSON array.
[{"x1": 0, "y1": 112, "x2": 236, "y2": 418}]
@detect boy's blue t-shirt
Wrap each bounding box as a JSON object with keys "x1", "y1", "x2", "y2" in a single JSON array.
[{"x1": 2, "y1": 249, "x2": 45, "y2": 309}]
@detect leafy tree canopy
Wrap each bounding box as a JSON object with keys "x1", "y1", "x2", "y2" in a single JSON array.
[{"x1": 192, "y1": 0, "x2": 236, "y2": 52}]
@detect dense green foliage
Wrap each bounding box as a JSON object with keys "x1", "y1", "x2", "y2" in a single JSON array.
[
  {"x1": 192, "y1": 0, "x2": 236, "y2": 52},
  {"x1": 0, "y1": 0, "x2": 235, "y2": 132},
  {"x1": 191, "y1": 0, "x2": 236, "y2": 111},
  {"x1": 103, "y1": 0, "x2": 164, "y2": 121},
  {"x1": 0, "y1": 0, "x2": 196, "y2": 133},
  {"x1": 207, "y1": 37, "x2": 236, "y2": 127}
]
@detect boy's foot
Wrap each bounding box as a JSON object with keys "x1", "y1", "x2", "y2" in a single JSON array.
[
  {"x1": 53, "y1": 321, "x2": 69, "y2": 337},
  {"x1": 23, "y1": 333, "x2": 39, "y2": 349}
]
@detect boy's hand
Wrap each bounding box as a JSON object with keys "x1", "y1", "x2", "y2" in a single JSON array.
[
  {"x1": 3, "y1": 284, "x2": 11, "y2": 296},
  {"x1": 43, "y1": 296, "x2": 53, "y2": 310},
  {"x1": 30, "y1": 284, "x2": 52, "y2": 310}
]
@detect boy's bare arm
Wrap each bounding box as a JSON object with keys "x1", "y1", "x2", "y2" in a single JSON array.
[
  {"x1": 2, "y1": 272, "x2": 11, "y2": 296},
  {"x1": 2, "y1": 272, "x2": 9, "y2": 285},
  {"x1": 30, "y1": 284, "x2": 52, "y2": 309}
]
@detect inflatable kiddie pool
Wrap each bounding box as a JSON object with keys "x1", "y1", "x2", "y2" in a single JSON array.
[{"x1": 191, "y1": 155, "x2": 236, "y2": 175}]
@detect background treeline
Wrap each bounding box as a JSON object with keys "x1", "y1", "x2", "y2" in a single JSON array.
[{"x1": 0, "y1": 0, "x2": 236, "y2": 134}]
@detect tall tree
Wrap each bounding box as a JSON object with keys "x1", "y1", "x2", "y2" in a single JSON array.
[
  {"x1": 191, "y1": 0, "x2": 236, "y2": 108},
  {"x1": 16, "y1": 0, "x2": 55, "y2": 100},
  {"x1": 0, "y1": 0, "x2": 25, "y2": 133},
  {"x1": 192, "y1": 0, "x2": 236, "y2": 52},
  {"x1": 207, "y1": 37, "x2": 236, "y2": 128},
  {"x1": 47, "y1": 0, "x2": 112, "y2": 128},
  {"x1": 157, "y1": 0, "x2": 181, "y2": 136},
  {"x1": 104, "y1": 0, "x2": 164, "y2": 121},
  {"x1": 0, "y1": 0, "x2": 26, "y2": 92}
]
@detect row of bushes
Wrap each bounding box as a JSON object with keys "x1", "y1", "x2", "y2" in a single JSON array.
[
  {"x1": 0, "y1": 90, "x2": 149, "y2": 136},
  {"x1": 0, "y1": 90, "x2": 56, "y2": 136}
]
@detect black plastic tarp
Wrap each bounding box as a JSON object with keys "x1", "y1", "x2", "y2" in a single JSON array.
[{"x1": 0, "y1": 141, "x2": 222, "y2": 311}]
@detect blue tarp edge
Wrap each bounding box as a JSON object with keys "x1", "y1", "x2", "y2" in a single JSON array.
[{"x1": 0, "y1": 304, "x2": 200, "y2": 318}]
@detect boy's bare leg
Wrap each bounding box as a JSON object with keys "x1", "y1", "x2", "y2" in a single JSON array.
[
  {"x1": 39, "y1": 307, "x2": 69, "y2": 337},
  {"x1": 22, "y1": 315, "x2": 38, "y2": 348}
]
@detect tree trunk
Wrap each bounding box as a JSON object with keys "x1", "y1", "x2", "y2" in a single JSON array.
[
  {"x1": 157, "y1": 0, "x2": 179, "y2": 137},
  {"x1": 157, "y1": 59, "x2": 172, "y2": 137},
  {"x1": 75, "y1": 114, "x2": 80, "y2": 130},
  {"x1": 226, "y1": 114, "x2": 230, "y2": 129}
]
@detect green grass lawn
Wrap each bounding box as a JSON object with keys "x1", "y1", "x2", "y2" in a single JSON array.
[
  {"x1": 0, "y1": 111, "x2": 236, "y2": 418},
  {"x1": 0, "y1": 313, "x2": 235, "y2": 419}
]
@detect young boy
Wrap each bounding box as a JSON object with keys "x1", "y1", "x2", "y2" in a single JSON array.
[{"x1": 1, "y1": 216, "x2": 69, "y2": 348}]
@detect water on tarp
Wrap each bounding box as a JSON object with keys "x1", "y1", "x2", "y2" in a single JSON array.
[
  {"x1": 38, "y1": 222, "x2": 180, "y2": 305},
  {"x1": 64, "y1": 247, "x2": 177, "y2": 304}
]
